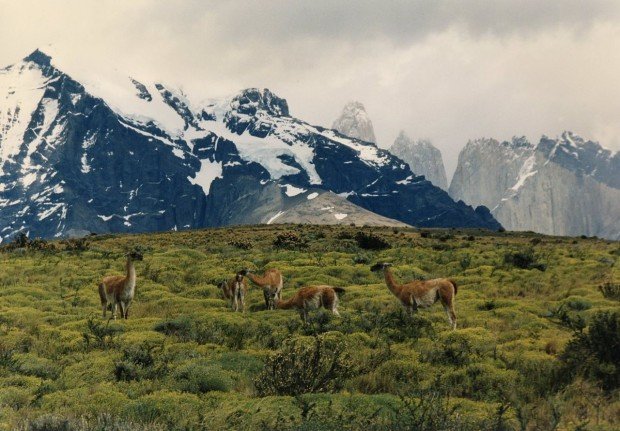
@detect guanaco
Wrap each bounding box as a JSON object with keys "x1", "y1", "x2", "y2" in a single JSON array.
[
  {"x1": 370, "y1": 262, "x2": 458, "y2": 330},
  {"x1": 219, "y1": 273, "x2": 247, "y2": 312},
  {"x1": 276, "y1": 285, "x2": 345, "y2": 323},
  {"x1": 237, "y1": 268, "x2": 283, "y2": 310},
  {"x1": 98, "y1": 250, "x2": 143, "y2": 320}
]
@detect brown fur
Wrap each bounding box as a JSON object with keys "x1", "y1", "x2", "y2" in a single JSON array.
[
  {"x1": 99, "y1": 251, "x2": 143, "y2": 319},
  {"x1": 220, "y1": 274, "x2": 247, "y2": 312},
  {"x1": 371, "y1": 263, "x2": 457, "y2": 330},
  {"x1": 276, "y1": 285, "x2": 344, "y2": 322},
  {"x1": 238, "y1": 268, "x2": 283, "y2": 310}
]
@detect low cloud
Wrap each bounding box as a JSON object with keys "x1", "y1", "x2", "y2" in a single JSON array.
[{"x1": 1, "y1": 1, "x2": 619, "y2": 179}]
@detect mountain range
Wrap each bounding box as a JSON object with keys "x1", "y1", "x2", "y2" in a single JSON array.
[
  {"x1": 332, "y1": 102, "x2": 619, "y2": 240},
  {"x1": 449, "y1": 133, "x2": 620, "y2": 240},
  {"x1": 0, "y1": 50, "x2": 499, "y2": 241}
]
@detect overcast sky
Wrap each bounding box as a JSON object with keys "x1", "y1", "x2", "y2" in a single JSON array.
[{"x1": 2, "y1": 0, "x2": 620, "y2": 179}]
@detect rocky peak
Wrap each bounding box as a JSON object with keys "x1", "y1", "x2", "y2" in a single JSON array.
[
  {"x1": 509, "y1": 136, "x2": 532, "y2": 148},
  {"x1": 390, "y1": 131, "x2": 448, "y2": 190},
  {"x1": 23, "y1": 49, "x2": 52, "y2": 67},
  {"x1": 231, "y1": 88, "x2": 289, "y2": 117},
  {"x1": 537, "y1": 131, "x2": 619, "y2": 188},
  {"x1": 332, "y1": 101, "x2": 376, "y2": 143}
]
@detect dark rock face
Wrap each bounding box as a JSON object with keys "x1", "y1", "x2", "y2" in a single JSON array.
[{"x1": 0, "y1": 51, "x2": 500, "y2": 241}]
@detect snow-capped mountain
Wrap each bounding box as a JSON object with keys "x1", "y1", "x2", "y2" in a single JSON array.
[
  {"x1": 0, "y1": 50, "x2": 500, "y2": 240},
  {"x1": 449, "y1": 132, "x2": 620, "y2": 239},
  {"x1": 390, "y1": 131, "x2": 448, "y2": 190},
  {"x1": 332, "y1": 101, "x2": 377, "y2": 144}
]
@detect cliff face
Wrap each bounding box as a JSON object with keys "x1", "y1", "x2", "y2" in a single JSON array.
[
  {"x1": 449, "y1": 133, "x2": 620, "y2": 239},
  {"x1": 390, "y1": 131, "x2": 448, "y2": 190},
  {"x1": 449, "y1": 136, "x2": 535, "y2": 208}
]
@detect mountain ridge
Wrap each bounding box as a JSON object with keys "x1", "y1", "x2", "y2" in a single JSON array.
[
  {"x1": 0, "y1": 50, "x2": 500, "y2": 241},
  {"x1": 449, "y1": 132, "x2": 620, "y2": 239}
]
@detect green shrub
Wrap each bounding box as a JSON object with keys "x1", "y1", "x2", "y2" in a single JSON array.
[
  {"x1": 459, "y1": 255, "x2": 472, "y2": 270},
  {"x1": 15, "y1": 354, "x2": 61, "y2": 380},
  {"x1": 352, "y1": 253, "x2": 371, "y2": 265},
  {"x1": 273, "y1": 232, "x2": 308, "y2": 250},
  {"x1": 227, "y1": 239, "x2": 253, "y2": 250},
  {"x1": 24, "y1": 415, "x2": 73, "y2": 431},
  {"x1": 82, "y1": 318, "x2": 124, "y2": 349},
  {"x1": 598, "y1": 282, "x2": 620, "y2": 301},
  {"x1": 563, "y1": 297, "x2": 591, "y2": 311},
  {"x1": 442, "y1": 364, "x2": 517, "y2": 401},
  {"x1": 153, "y1": 316, "x2": 195, "y2": 341},
  {"x1": 62, "y1": 238, "x2": 90, "y2": 252},
  {"x1": 504, "y1": 249, "x2": 546, "y2": 271},
  {"x1": 422, "y1": 333, "x2": 474, "y2": 367},
  {"x1": 114, "y1": 342, "x2": 166, "y2": 382},
  {"x1": 548, "y1": 304, "x2": 587, "y2": 333},
  {"x1": 173, "y1": 362, "x2": 232, "y2": 393},
  {"x1": 560, "y1": 311, "x2": 620, "y2": 391},
  {"x1": 354, "y1": 231, "x2": 390, "y2": 251},
  {"x1": 254, "y1": 334, "x2": 354, "y2": 396}
]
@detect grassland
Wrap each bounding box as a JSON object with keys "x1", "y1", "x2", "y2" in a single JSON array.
[{"x1": 0, "y1": 225, "x2": 618, "y2": 430}]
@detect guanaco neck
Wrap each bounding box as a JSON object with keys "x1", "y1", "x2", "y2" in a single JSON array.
[
  {"x1": 125, "y1": 257, "x2": 136, "y2": 289},
  {"x1": 276, "y1": 296, "x2": 297, "y2": 310},
  {"x1": 247, "y1": 272, "x2": 269, "y2": 286},
  {"x1": 383, "y1": 268, "x2": 401, "y2": 296}
]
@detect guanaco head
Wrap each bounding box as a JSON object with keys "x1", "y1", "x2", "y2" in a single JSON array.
[
  {"x1": 370, "y1": 262, "x2": 392, "y2": 272},
  {"x1": 126, "y1": 250, "x2": 144, "y2": 261}
]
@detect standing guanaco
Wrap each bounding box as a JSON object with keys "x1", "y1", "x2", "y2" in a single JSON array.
[
  {"x1": 219, "y1": 273, "x2": 247, "y2": 312},
  {"x1": 370, "y1": 262, "x2": 457, "y2": 329},
  {"x1": 237, "y1": 268, "x2": 283, "y2": 310},
  {"x1": 99, "y1": 250, "x2": 143, "y2": 320}
]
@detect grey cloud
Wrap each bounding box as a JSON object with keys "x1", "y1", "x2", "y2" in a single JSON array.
[
  {"x1": 192, "y1": 0, "x2": 620, "y2": 44},
  {"x1": 1, "y1": 0, "x2": 620, "y2": 180}
]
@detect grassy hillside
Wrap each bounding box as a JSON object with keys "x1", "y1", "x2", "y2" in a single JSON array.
[{"x1": 0, "y1": 225, "x2": 618, "y2": 430}]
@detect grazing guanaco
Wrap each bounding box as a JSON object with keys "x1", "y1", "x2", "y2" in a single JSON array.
[
  {"x1": 370, "y1": 262, "x2": 458, "y2": 330},
  {"x1": 275, "y1": 285, "x2": 345, "y2": 323},
  {"x1": 219, "y1": 273, "x2": 247, "y2": 312},
  {"x1": 98, "y1": 250, "x2": 143, "y2": 320},
  {"x1": 237, "y1": 268, "x2": 283, "y2": 310}
]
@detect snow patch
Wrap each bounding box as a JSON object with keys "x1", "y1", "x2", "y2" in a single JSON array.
[
  {"x1": 188, "y1": 158, "x2": 223, "y2": 195},
  {"x1": 38, "y1": 203, "x2": 64, "y2": 220},
  {"x1": 0, "y1": 61, "x2": 48, "y2": 171},
  {"x1": 21, "y1": 172, "x2": 37, "y2": 187},
  {"x1": 334, "y1": 213, "x2": 348, "y2": 220},
  {"x1": 510, "y1": 154, "x2": 538, "y2": 191},
  {"x1": 307, "y1": 192, "x2": 319, "y2": 200},
  {"x1": 316, "y1": 128, "x2": 388, "y2": 167},
  {"x1": 204, "y1": 118, "x2": 322, "y2": 185},
  {"x1": 281, "y1": 184, "x2": 306, "y2": 197},
  {"x1": 267, "y1": 211, "x2": 285, "y2": 224}
]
